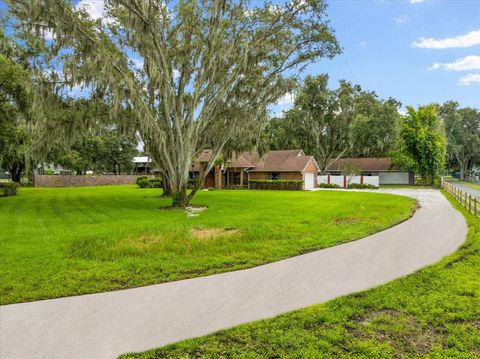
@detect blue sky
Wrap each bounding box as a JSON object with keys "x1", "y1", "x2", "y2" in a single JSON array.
[
  {"x1": 2, "y1": 0, "x2": 479, "y2": 114},
  {"x1": 273, "y1": 0, "x2": 480, "y2": 115}
]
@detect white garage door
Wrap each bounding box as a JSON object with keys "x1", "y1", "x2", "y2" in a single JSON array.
[
  {"x1": 304, "y1": 172, "x2": 315, "y2": 189},
  {"x1": 379, "y1": 172, "x2": 410, "y2": 185}
]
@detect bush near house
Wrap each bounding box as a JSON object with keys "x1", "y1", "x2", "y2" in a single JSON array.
[
  {"x1": 0, "y1": 181, "x2": 19, "y2": 197},
  {"x1": 249, "y1": 180, "x2": 304, "y2": 190},
  {"x1": 348, "y1": 183, "x2": 378, "y2": 190},
  {"x1": 136, "y1": 176, "x2": 162, "y2": 188},
  {"x1": 319, "y1": 183, "x2": 341, "y2": 189}
]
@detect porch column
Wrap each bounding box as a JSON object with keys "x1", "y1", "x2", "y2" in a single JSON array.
[
  {"x1": 215, "y1": 166, "x2": 222, "y2": 189},
  {"x1": 198, "y1": 164, "x2": 205, "y2": 188},
  {"x1": 240, "y1": 169, "x2": 244, "y2": 188}
]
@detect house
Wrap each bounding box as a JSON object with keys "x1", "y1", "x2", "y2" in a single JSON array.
[
  {"x1": 190, "y1": 149, "x2": 319, "y2": 190},
  {"x1": 133, "y1": 156, "x2": 154, "y2": 174},
  {"x1": 325, "y1": 157, "x2": 414, "y2": 185}
]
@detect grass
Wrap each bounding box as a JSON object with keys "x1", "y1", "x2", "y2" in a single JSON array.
[
  {"x1": 380, "y1": 184, "x2": 434, "y2": 189},
  {"x1": 467, "y1": 183, "x2": 480, "y2": 191},
  {"x1": 0, "y1": 186, "x2": 415, "y2": 305},
  {"x1": 121, "y1": 192, "x2": 480, "y2": 358}
]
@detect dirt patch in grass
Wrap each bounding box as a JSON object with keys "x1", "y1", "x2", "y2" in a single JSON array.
[
  {"x1": 128, "y1": 234, "x2": 163, "y2": 248},
  {"x1": 333, "y1": 217, "x2": 359, "y2": 225},
  {"x1": 191, "y1": 228, "x2": 240, "y2": 240},
  {"x1": 351, "y1": 309, "x2": 441, "y2": 356}
]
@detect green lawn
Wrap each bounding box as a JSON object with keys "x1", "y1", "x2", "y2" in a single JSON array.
[
  {"x1": 0, "y1": 186, "x2": 415, "y2": 305},
  {"x1": 122, "y1": 192, "x2": 480, "y2": 358},
  {"x1": 467, "y1": 182, "x2": 480, "y2": 191}
]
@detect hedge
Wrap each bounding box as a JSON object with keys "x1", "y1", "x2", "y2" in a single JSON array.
[
  {"x1": 136, "y1": 176, "x2": 162, "y2": 188},
  {"x1": 249, "y1": 180, "x2": 304, "y2": 190},
  {"x1": 347, "y1": 183, "x2": 378, "y2": 189},
  {"x1": 319, "y1": 183, "x2": 340, "y2": 188},
  {"x1": 0, "y1": 181, "x2": 20, "y2": 197}
]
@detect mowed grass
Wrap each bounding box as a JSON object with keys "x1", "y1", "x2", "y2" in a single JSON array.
[
  {"x1": 0, "y1": 186, "x2": 415, "y2": 305},
  {"x1": 467, "y1": 182, "x2": 480, "y2": 191},
  {"x1": 123, "y1": 192, "x2": 480, "y2": 359}
]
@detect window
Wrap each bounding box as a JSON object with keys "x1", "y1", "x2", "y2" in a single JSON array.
[
  {"x1": 189, "y1": 171, "x2": 199, "y2": 180},
  {"x1": 270, "y1": 172, "x2": 280, "y2": 180}
]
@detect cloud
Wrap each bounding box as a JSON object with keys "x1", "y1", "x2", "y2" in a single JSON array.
[
  {"x1": 276, "y1": 92, "x2": 295, "y2": 106},
  {"x1": 393, "y1": 15, "x2": 410, "y2": 24},
  {"x1": 459, "y1": 73, "x2": 480, "y2": 86},
  {"x1": 412, "y1": 29, "x2": 480, "y2": 49},
  {"x1": 409, "y1": 0, "x2": 424, "y2": 3},
  {"x1": 428, "y1": 55, "x2": 480, "y2": 71},
  {"x1": 76, "y1": 0, "x2": 105, "y2": 20},
  {"x1": 360, "y1": 41, "x2": 368, "y2": 47}
]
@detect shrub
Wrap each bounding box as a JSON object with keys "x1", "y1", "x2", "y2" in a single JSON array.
[
  {"x1": 187, "y1": 179, "x2": 198, "y2": 189},
  {"x1": 319, "y1": 183, "x2": 340, "y2": 188},
  {"x1": 0, "y1": 181, "x2": 19, "y2": 197},
  {"x1": 137, "y1": 178, "x2": 151, "y2": 188},
  {"x1": 149, "y1": 178, "x2": 162, "y2": 188},
  {"x1": 248, "y1": 180, "x2": 304, "y2": 190},
  {"x1": 347, "y1": 183, "x2": 378, "y2": 189},
  {"x1": 136, "y1": 176, "x2": 148, "y2": 185},
  {"x1": 46, "y1": 169, "x2": 54, "y2": 175}
]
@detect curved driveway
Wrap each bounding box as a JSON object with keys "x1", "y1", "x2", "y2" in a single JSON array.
[{"x1": 0, "y1": 189, "x2": 468, "y2": 359}]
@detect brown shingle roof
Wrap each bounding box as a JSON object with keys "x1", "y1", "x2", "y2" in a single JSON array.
[
  {"x1": 326, "y1": 157, "x2": 401, "y2": 172},
  {"x1": 193, "y1": 149, "x2": 318, "y2": 172},
  {"x1": 228, "y1": 155, "x2": 254, "y2": 168},
  {"x1": 244, "y1": 150, "x2": 318, "y2": 172}
]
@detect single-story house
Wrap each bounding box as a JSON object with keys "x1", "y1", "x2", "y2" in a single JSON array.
[
  {"x1": 133, "y1": 156, "x2": 154, "y2": 174},
  {"x1": 190, "y1": 149, "x2": 319, "y2": 190},
  {"x1": 325, "y1": 157, "x2": 414, "y2": 185}
]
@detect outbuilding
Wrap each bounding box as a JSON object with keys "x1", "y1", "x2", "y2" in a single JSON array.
[{"x1": 325, "y1": 157, "x2": 414, "y2": 185}]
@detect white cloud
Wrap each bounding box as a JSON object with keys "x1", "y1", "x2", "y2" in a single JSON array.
[
  {"x1": 459, "y1": 73, "x2": 480, "y2": 86},
  {"x1": 412, "y1": 29, "x2": 480, "y2": 49},
  {"x1": 76, "y1": 0, "x2": 105, "y2": 20},
  {"x1": 410, "y1": 0, "x2": 424, "y2": 4},
  {"x1": 393, "y1": 15, "x2": 410, "y2": 24},
  {"x1": 360, "y1": 41, "x2": 368, "y2": 47},
  {"x1": 428, "y1": 56, "x2": 480, "y2": 71},
  {"x1": 276, "y1": 92, "x2": 295, "y2": 106}
]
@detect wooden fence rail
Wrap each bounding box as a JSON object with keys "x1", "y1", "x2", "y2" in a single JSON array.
[{"x1": 442, "y1": 179, "x2": 479, "y2": 217}]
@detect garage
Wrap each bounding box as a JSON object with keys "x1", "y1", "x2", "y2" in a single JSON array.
[
  {"x1": 304, "y1": 172, "x2": 315, "y2": 189},
  {"x1": 325, "y1": 158, "x2": 414, "y2": 186}
]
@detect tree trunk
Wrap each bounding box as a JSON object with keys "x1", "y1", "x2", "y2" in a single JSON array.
[
  {"x1": 171, "y1": 189, "x2": 189, "y2": 208},
  {"x1": 9, "y1": 163, "x2": 23, "y2": 183},
  {"x1": 161, "y1": 179, "x2": 172, "y2": 197}
]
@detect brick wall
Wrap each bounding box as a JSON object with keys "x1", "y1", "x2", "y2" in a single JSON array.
[{"x1": 34, "y1": 174, "x2": 154, "y2": 187}]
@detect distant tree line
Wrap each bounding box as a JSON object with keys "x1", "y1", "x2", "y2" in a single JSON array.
[{"x1": 262, "y1": 74, "x2": 478, "y2": 184}]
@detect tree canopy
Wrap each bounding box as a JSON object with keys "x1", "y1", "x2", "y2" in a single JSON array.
[
  {"x1": 264, "y1": 74, "x2": 401, "y2": 172},
  {"x1": 395, "y1": 105, "x2": 447, "y2": 185},
  {"x1": 8, "y1": 0, "x2": 341, "y2": 206},
  {"x1": 440, "y1": 101, "x2": 480, "y2": 180}
]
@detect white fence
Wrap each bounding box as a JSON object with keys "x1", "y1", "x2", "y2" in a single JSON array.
[{"x1": 317, "y1": 175, "x2": 379, "y2": 188}]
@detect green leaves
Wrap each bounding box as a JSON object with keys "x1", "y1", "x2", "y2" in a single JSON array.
[{"x1": 397, "y1": 105, "x2": 447, "y2": 184}]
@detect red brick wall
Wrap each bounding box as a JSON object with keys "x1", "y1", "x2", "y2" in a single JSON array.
[{"x1": 34, "y1": 174, "x2": 154, "y2": 187}]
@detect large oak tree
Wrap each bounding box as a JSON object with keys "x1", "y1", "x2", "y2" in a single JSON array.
[{"x1": 8, "y1": 0, "x2": 340, "y2": 206}]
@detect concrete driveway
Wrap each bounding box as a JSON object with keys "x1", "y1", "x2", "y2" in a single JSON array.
[
  {"x1": 447, "y1": 181, "x2": 480, "y2": 199},
  {"x1": 0, "y1": 189, "x2": 468, "y2": 359}
]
